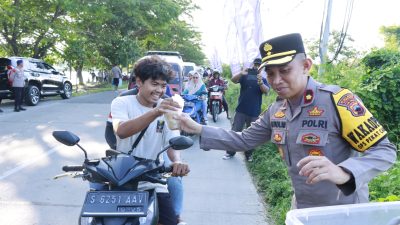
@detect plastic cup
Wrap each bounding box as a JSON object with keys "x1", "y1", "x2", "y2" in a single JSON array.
[{"x1": 165, "y1": 110, "x2": 181, "y2": 130}]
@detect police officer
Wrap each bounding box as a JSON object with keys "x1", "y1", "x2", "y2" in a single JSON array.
[{"x1": 176, "y1": 33, "x2": 397, "y2": 208}]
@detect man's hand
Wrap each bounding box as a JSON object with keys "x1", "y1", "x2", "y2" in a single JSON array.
[
  {"x1": 154, "y1": 98, "x2": 181, "y2": 117},
  {"x1": 297, "y1": 156, "x2": 351, "y2": 185},
  {"x1": 175, "y1": 113, "x2": 203, "y2": 134},
  {"x1": 171, "y1": 161, "x2": 190, "y2": 177},
  {"x1": 257, "y1": 74, "x2": 263, "y2": 85}
]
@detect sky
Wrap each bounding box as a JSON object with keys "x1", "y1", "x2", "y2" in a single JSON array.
[{"x1": 190, "y1": 0, "x2": 400, "y2": 63}]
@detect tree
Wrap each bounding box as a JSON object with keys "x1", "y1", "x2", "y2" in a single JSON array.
[
  {"x1": 380, "y1": 25, "x2": 400, "y2": 50},
  {"x1": 0, "y1": 0, "x2": 68, "y2": 58},
  {"x1": 305, "y1": 30, "x2": 360, "y2": 65}
]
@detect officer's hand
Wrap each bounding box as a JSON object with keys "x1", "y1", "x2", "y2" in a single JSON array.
[
  {"x1": 297, "y1": 156, "x2": 351, "y2": 185},
  {"x1": 175, "y1": 113, "x2": 203, "y2": 134},
  {"x1": 171, "y1": 161, "x2": 190, "y2": 177},
  {"x1": 154, "y1": 98, "x2": 181, "y2": 116}
]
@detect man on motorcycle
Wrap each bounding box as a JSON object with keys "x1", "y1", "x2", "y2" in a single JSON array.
[
  {"x1": 207, "y1": 70, "x2": 231, "y2": 119},
  {"x1": 111, "y1": 55, "x2": 190, "y2": 225}
]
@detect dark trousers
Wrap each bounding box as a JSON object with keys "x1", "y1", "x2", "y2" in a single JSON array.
[
  {"x1": 222, "y1": 95, "x2": 229, "y2": 114},
  {"x1": 13, "y1": 87, "x2": 24, "y2": 109},
  {"x1": 226, "y1": 111, "x2": 258, "y2": 158}
]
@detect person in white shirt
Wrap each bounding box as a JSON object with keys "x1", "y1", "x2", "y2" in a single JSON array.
[{"x1": 111, "y1": 56, "x2": 189, "y2": 225}]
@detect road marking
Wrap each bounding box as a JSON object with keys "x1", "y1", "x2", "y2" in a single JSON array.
[
  {"x1": 0, "y1": 200, "x2": 81, "y2": 208},
  {"x1": 0, "y1": 146, "x2": 62, "y2": 180}
]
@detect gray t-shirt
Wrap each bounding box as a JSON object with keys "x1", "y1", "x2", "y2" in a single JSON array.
[{"x1": 111, "y1": 66, "x2": 122, "y2": 79}]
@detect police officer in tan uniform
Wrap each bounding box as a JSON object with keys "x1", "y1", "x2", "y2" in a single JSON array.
[{"x1": 176, "y1": 33, "x2": 397, "y2": 208}]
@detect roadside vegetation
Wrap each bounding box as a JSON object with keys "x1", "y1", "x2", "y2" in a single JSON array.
[{"x1": 223, "y1": 28, "x2": 400, "y2": 224}]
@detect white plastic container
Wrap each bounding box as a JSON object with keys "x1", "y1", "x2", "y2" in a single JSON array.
[{"x1": 286, "y1": 201, "x2": 400, "y2": 225}]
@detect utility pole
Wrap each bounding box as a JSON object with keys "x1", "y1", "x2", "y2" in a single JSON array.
[{"x1": 319, "y1": 0, "x2": 333, "y2": 76}]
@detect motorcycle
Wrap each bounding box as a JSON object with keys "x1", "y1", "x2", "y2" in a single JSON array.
[
  {"x1": 207, "y1": 85, "x2": 224, "y2": 123},
  {"x1": 181, "y1": 94, "x2": 207, "y2": 125},
  {"x1": 53, "y1": 130, "x2": 193, "y2": 225}
]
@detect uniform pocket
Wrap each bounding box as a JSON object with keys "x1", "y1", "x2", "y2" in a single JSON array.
[
  {"x1": 296, "y1": 130, "x2": 328, "y2": 146},
  {"x1": 296, "y1": 130, "x2": 329, "y2": 157},
  {"x1": 271, "y1": 129, "x2": 286, "y2": 145}
]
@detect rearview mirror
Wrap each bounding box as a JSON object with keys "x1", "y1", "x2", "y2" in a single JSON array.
[
  {"x1": 169, "y1": 136, "x2": 193, "y2": 150},
  {"x1": 52, "y1": 130, "x2": 80, "y2": 146}
]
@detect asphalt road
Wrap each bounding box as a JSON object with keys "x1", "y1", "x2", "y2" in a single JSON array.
[{"x1": 0, "y1": 91, "x2": 269, "y2": 225}]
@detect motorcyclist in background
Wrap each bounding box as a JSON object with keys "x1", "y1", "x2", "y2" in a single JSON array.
[
  {"x1": 207, "y1": 70, "x2": 231, "y2": 119},
  {"x1": 182, "y1": 71, "x2": 208, "y2": 124}
]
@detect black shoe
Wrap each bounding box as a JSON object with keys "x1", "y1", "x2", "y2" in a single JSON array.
[
  {"x1": 19, "y1": 107, "x2": 26, "y2": 111},
  {"x1": 14, "y1": 108, "x2": 20, "y2": 112},
  {"x1": 0, "y1": 109, "x2": 3, "y2": 113}
]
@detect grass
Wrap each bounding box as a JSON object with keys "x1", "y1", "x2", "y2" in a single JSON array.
[{"x1": 71, "y1": 81, "x2": 128, "y2": 97}]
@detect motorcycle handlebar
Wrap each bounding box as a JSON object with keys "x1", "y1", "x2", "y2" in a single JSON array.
[
  {"x1": 160, "y1": 165, "x2": 173, "y2": 173},
  {"x1": 62, "y1": 165, "x2": 84, "y2": 172}
]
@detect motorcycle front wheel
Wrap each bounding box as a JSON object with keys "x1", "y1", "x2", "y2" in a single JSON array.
[{"x1": 212, "y1": 103, "x2": 219, "y2": 122}]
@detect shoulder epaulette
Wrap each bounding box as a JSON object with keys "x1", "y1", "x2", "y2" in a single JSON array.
[{"x1": 319, "y1": 84, "x2": 342, "y2": 94}]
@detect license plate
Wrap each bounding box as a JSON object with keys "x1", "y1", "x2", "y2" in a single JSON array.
[
  {"x1": 184, "y1": 102, "x2": 195, "y2": 107},
  {"x1": 81, "y1": 191, "x2": 148, "y2": 217}
]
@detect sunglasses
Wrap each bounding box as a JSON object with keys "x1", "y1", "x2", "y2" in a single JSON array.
[{"x1": 193, "y1": 77, "x2": 199, "y2": 79}]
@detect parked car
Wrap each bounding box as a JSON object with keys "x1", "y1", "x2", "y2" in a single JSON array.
[{"x1": 0, "y1": 57, "x2": 73, "y2": 106}]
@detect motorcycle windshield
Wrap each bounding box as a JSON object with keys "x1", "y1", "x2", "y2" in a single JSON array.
[{"x1": 96, "y1": 155, "x2": 155, "y2": 185}]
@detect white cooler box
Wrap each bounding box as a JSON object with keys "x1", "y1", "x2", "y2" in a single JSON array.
[{"x1": 286, "y1": 201, "x2": 400, "y2": 225}]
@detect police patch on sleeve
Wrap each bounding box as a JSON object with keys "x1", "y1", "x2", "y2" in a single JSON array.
[{"x1": 332, "y1": 89, "x2": 387, "y2": 152}]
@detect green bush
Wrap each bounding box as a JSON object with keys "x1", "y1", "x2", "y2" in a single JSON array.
[
  {"x1": 249, "y1": 143, "x2": 292, "y2": 225},
  {"x1": 357, "y1": 50, "x2": 400, "y2": 149},
  {"x1": 369, "y1": 162, "x2": 400, "y2": 201}
]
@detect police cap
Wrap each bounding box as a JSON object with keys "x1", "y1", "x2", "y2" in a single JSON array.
[{"x1": 258, "y1": 33, "x2": 305, "y2": 70}]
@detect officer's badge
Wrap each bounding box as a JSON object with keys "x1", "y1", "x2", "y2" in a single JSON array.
[
  {"x1": 301, "y1": 133, "x2": 321, "y2": 145},
  {"x1": 264, "y1": 43, "x2": 273, "y2": 56},
  {"x1": 274, "y1": 111, "x2": 285, "y2": 118},
  {"x1": 274, "y1": 133, "x2": 282, "y2": 142},
  {"x1": 308, "y1": 149, "x2": 323, "y2": 156},
  {"x1": 337, "y1": 93, "x2": 365, "y2": 117},
  {"x1": 304, "y1": 89, "x2": 314, "y2": 104},
  {"x1": 308, "y1": 106, "x2": 324, "y2": 117},
  {"x1": 156, "y1": 120, "x2": 165, "y2": 133}
]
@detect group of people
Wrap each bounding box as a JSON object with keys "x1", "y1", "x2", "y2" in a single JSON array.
[
  {"x1": 181, "y1": 69, "x2": 231, "y2": 124},
  {"x1": 0, "y1": 59, "x2": 27, "y2": 113},
  {"x1": 108, "y1": 33, "x2": 396, "y2": 225}
]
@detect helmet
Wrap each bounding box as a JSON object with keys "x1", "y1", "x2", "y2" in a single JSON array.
[{"x1": 212, "y1": 69, "x2": 221, "y2": 75}]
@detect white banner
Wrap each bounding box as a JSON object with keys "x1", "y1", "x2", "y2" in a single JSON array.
[{"x1": 223, "y1": 0, "x2": 263, "y2": 76}]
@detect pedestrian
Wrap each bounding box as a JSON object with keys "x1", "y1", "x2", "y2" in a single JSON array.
[
  {"x1": 222, "y1": 58, "x2": 270, "y2": 161},
  {"x1": 177, "y1": 33, "x2": 397, "y2": 209},
  {"x1": 111, "y1": 55, "x2": 189, "y2": 225},
  {"x1": 9, "y1": 60, "x2": 26, "y2": 112},
  {"x1": 207, "y1": 69, "x2": 231, "y2": 119},
  {"x1": 111, "y1": 64, "x2": 122, "y2": 92}
]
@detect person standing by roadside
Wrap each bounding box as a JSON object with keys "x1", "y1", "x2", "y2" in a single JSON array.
[
  {"x1": 111, "y1": 64, "x2": 122, "y2": 92},
  {"x1": 9, "y1": 60, "x2": 26, "y2": 112},
  {"x1": 222, "y1": 58, "x2": 269, "y2": 161}
]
